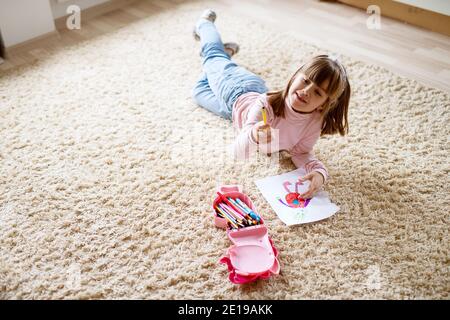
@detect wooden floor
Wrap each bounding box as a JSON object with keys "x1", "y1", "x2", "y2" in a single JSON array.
[{"x1": 1, "y1": 0, "x2": 449, "y2": 93}]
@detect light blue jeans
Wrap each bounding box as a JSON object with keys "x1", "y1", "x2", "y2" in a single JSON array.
[{"x1": 192, "y1": 20, "x2": 268, "y2": 120}]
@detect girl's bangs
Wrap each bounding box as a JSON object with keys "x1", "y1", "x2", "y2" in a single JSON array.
[{"x1": 302, "y1": 62, "x2": 343, "y2": 97}]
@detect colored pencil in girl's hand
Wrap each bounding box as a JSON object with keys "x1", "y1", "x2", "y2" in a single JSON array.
[{"x1": 261, "y1": 106, "x2": 267, "y2": 125}]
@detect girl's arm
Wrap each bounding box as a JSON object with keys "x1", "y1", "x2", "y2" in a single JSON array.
[
  {"x1": 290, "y1": 139, "x2": 328, "y2": 183},
  {"x1": 232, "y1": 99, "x2": 270, "y2": 159}
]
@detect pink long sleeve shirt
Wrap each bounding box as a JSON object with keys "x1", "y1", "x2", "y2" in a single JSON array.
[{"x1": 232, "y1": 92, "x2": 328, "y2": 181}]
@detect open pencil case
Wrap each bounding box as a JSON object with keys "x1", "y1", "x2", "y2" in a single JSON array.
[{"x1": 212, "y1": 185, "x2": 280, "y2": 284}]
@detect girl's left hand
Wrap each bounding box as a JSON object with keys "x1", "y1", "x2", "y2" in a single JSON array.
[{"x1": 298, "y1": 171, "x2": 325, "y2": 199}]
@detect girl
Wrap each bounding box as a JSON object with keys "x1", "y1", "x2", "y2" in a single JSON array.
[{"x1": 192, "y1": 10, "x2": 351, "y2": 199}]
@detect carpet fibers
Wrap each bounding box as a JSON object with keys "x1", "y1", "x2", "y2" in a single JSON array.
[{"x1": 0, "y1": 2, "x2": 449, "y2": 299}]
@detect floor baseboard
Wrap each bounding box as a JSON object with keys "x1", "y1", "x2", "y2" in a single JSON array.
[{"x1": 4, "y1": 30, "x2": 60, "y2": 59}]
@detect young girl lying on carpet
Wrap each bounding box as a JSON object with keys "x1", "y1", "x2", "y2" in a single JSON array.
[{"x1": 192, "y1": 10, "x2": 351, "y2": 199}]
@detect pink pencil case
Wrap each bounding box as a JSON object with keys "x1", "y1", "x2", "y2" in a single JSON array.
[{"x1": 213, "y1": 185, "x2": 280, "y2": 284}]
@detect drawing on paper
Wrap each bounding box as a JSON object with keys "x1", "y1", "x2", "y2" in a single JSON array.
[
  {"x1": 255, "y1": 168, "x2": 340, "y2": 226},
  {"x1": 276, "y1": 181, "x2": 311, "y2": 208}
]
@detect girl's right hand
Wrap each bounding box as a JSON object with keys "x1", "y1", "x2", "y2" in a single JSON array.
[{"x1": 252, "y1": 121, "x2": 272, "y2": 144}]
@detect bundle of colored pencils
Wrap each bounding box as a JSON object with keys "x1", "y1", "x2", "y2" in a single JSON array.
[{"x1": 214, "y1": 192, "x2": 262, "y2": 229}]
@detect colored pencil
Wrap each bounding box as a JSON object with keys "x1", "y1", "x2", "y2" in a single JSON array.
[
  {"x1": 224, "y1": 196, "x2": 248, "y2": 219},
  {"x1": 215, "y1": 207, "x2": 224, "y2": 218},
  {"x1": 219, "y1": 203, "x2": 247, "y2": 227},
  {"x1": 216, "y1": 205, "x2": 236, "y2": 223},
  {"x1": 228, "y1": 199, "x2": 255, "y2": 224},
  {"x1": 215, "y1": 206, "x2": 239, "y2": 229},
  {"x1": 236, "y1": 198, "x2": 261, "y2": 222},
  {"x1": 262, "y1": 107, "x2": 267, "y2": 125},
  {"x1": 229, "y1": 197, "x2": 258, "y2": 223},
  {"x1": 226, "y1": 198, "x2": 254, "y2": 223},
  {"x1": 229, "y1": 198, "x2": 248, "y2": 214},
  {"x1": 220, "y1": 202, "x2": 245, "y2": 221},
  {"x1": 217, "y1": 192, "x2": 247, "y2": 219},
  {"x1": 218, "y1": 205, "x2": 246, "y2": 228}
]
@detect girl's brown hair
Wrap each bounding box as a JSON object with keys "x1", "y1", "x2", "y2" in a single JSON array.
[{"x1": 267, "y1": 54, "x2": 350, "y2": 136}]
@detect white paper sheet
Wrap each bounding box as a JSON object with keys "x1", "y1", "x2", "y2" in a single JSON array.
[{"x1": 255, "y1": 168, "x2": 339, "y2": 225}]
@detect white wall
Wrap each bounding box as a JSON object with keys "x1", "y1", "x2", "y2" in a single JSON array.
[
  {"x1": 0, "y1": 0, "x2": 56, "y2": 47},
  {"x1": 50, "y1": 0, "x2": 110, "y2": 19},
  {"x1": 395, "y1": 0, "x2": 450, "y2": 16}
]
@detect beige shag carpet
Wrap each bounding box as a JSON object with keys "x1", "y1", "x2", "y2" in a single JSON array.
[{"x1": 0, "y1": 2, "x2": 449, "y2": 300}]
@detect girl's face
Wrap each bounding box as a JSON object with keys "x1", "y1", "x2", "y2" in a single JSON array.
[{"x1": 286, "y1": 73, "x2": 329, "y2": 113}]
